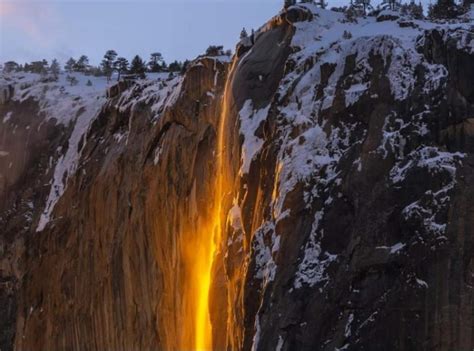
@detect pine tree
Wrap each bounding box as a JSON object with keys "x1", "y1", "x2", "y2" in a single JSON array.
[
  {"x1": 75, "y1": 55, "x2": 90, "y2": 73},
  {"x1": 385, "y1": 0, "x2": 399, "y2": 10},
  {"x1": 429, "y1": 0, "x2": 463, "y2": 18},
  {"x1": 86, "y1": 80, "x2": 93, "y2": 86},
  {"x1": 148, "y1": 52, "x2": 164, "y2": 72},
  {"x1": 284, "y1": 0, "x2": 296, "y2": 8},
  {"x1": 101, "y1": 50, "x2": 118, "y2": 82},
  {"x1": 205, "y1": 45, "x2": 224, "y2": 56},
  {"x1": 41, "y1": 59, "x2": 49, "y2": 72},
  {"x1": 27, "y1": 60, "x2": 48, "y2": 74},
  {"x1": 343, "y1": 30, "x2": 353, "y2": 39},
  {"x1": 406, "y1": 1, "x2": 424, "y2": 19},
  {"x1": 168, "y1": 60, "x2": 182, "y2": 72},
  {"x1": 50, "y1": 59, "x2": 61, "y2": 80},
  {"x1": 65, "y1": 58, "x2": 76, "y2": 73},
  {"x1": 181, "y1": 60, "x2": 191, "y2": 75},
  {"x1": 350, "y1": 0, "x2": 373, "y2": 15},
  {"x1": 89, "y1": 66, "x2": 103, "y2": 77},
  {"x1": 3, "y1": 61, "x2": 19, "y2": 73},
  {"x1": 114, "y1": 57, "x2": 129, "y2": 81},
  {"x1": 129, "y1": 55, "x2": 146, "y2": 79},
  {"x1": 66, "y1": 75, "x2": 78, "y2": 86},
  {"x1": 240, "y1": 27, "x2": 248, "y2": 40}
]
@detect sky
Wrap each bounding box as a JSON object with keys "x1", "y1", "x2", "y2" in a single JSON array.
[
  {"x1": 0, "y1": 0, "x2": 436, "y2": 66},
  {"x1": 0, "y1": 0, "x2": 288, "y2": 65}
]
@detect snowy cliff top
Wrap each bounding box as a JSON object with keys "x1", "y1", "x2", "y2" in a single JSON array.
[
  {"x1": 290, "y1": 3, "x2": 473, "y2": 63},
  {"x1": 0, "y1": 72, "x2": 108, "y2": 125},
  {"x1": 0, "y1": 72, "x2": 177, "y2": 125},
  {"x1": 0, "y1": 70, "x2": 182, "y2": 232}
]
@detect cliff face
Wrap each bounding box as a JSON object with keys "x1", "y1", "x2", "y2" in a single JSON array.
[
  {"x1": 1, "y1": 5, "x2": 473, "y2": 351},
  {"x1": 0, "y1": 77, "x2": 89, "y2": 351}
]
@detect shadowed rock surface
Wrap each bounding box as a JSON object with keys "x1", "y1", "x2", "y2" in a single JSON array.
[{"x1": 0, "y1": 4, "x2": 473, "y2": 351}]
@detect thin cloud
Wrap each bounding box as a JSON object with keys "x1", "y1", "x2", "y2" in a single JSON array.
[{"x1": 0, "y1": 1, "x2": 62, "y2": 48}]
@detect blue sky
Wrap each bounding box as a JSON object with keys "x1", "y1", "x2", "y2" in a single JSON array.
[
  {"x1": 0, "y1": 0, "x2": 287, "y2": 65},
  {"x1": 0, "y1": 0, "x2": 432, "y2": 66}
]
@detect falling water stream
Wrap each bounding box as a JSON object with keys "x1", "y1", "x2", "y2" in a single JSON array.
[{"x1": 183, "y1": 58, "x2": 239, "y2": 351}]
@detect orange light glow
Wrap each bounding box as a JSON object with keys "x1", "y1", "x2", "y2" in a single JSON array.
[{"x1": 180, "y1": 58, "x2": 238, "y2": 351}]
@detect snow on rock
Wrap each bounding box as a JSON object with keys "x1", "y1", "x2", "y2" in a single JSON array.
[
  {"x1": 294, "y1": 211, "x2": 337, "y2": 289},
  {"x1": 390, "y1": 146, "x2": 464, "y2": 238},
  {"x1": 441, "y1": 27, "x2": 474, "y2": 54},
  {"x1": 252, "y1": 221, "x2": 279, "y2": 284},
  {"x1": 2, "y1": 72, "x2": 108, "y2": 125},
  {"x1": 3, "y1": 111, "x2": 12, "y2": 123},
  {"x1": 415, "y1": 278, "x2": 429, "y2": 288},
  {"x1": 227, "y1": 204, "x2": 243, "y2": 232},
  {"x1": 251, "y1": 315, "x2": 261, "y2": 351},
  {"x1": 376, "y1": 242, "x2": 407, "y2": 254},
  {"x1": 276, "y1": 336, "x2": 284, "y2": 351},
  {"x1": 345, "y1": 313, "x2": 354, "y2": 338},
  {"x1": 247, "y1": 5, "x2": 472, "y2": 299},
  {"x1": 377, "y1": 113, "x2": 430, "y2": 159},
  {"x1": 376, "y1": 10, "x2": 401, "y2": 22},
  {"x1": 239, "y1": 100, "x2": 270, "y2": 175},
  {"x1": 0, "y1": 70, "x2": 184, "y2": 232},
  {"x1": 115, "y1": 75, "x2": 183, "y2": 118},
  {"x1": 287, "y1": 3, "x2": 469, "y2": 106},
  {"x1": 0, "y1": 72, "x2": 110, "y2": 232},
  {"x1": 111, "y1": 75, "x2": 183, "y2": 149},
  {"x1": 294, "y1": 210, "x2": 337, "y2": 289},
  {"x1": 36, "y1": 87, "x2": 106, "y2": 231},
  {"x1": 390, "y1": 146, "x2": 464, "y2": 185}
]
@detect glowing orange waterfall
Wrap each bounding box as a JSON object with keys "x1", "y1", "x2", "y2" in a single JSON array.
[{"x1": 181, "y1": 58, "x2": 238, "y2": 351}]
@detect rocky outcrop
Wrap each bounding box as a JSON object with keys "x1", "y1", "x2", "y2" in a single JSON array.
[
  {"x1": 0, "y1": 97, "x2": 70, "y2": 351},
  {"x1": 0, "y1": 85, "x2": 14, "y2": 105},
  {"x1": 421, "y1": 27, "x2": 474, "y2": 152},
  {"x1": 231, "y1": 8, "x2": 474, "y2": 351},
  {"x1": 0, "y1": 5, "x2": 473, "y2": 351},
  {"x1": 10, "y1": 58, "x2": 229, "y2": 351}
]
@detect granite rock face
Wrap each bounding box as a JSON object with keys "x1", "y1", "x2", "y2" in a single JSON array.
[
  {"x1": 0, "y1": 92, "x2": 70, "y2": 351},
  {"x1": 1, "y1": 5, "x2": 473, "y2": 351}
]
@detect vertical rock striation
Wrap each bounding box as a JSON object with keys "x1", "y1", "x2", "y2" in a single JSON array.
[{"x1": 0, "y1": 4, "x2": 473, "y2": 351}]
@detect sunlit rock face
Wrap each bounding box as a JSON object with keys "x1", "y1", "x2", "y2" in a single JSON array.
[
  {"x1": 1, "y1": 4, "x2": 473, "y2": 351},
  {"x1": 2, "y1": 61, "x2": 228, "y2": 351}
]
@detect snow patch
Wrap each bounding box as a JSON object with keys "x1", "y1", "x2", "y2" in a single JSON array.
[
  {"x1": 239, "y1": 100, "x2": 270, "y2": 175},
  {"x1": 345, "y1": 313, "x2": 354, "y2": 338},
  {"x1": 253, "y1": 221, "x2": 279, "y2": 283},
  {"x1": 376, "y1": 242, "x2": 406, "y2": 254},
  {"x1": 294, "y1": 211, "x2": 337, "y2": 289},
  {"x1": 276, "y1": 335, "x2": 284, "y2": 351},
  {"x1": 416, "y1": 278, "x2": 429, "y2": 288},
  {"x1": 3, "y1": 111, "x2": 12, "y2": 123},
  {"x1": 37, "y1": 95, "x2": 104, "y2": 232},
  {"x1": 390, "y1": 147, "x2": 464, "y2": 237}
]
